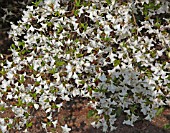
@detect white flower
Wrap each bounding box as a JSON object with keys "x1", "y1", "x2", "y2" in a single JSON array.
[
  {"x1": 52, "y1": 120, "x2": 58, "y2": 128},
  {"x1": 46, "y1": 108, "x2": 51, "y2": 113},
  {"x1": 113, "y1": 24, "x2": 121, "y2": 31},
  {"x1": 6, "y1": 71, "x2": 13, "y2": 80},
  {"x1": 61, "y1": 124, "x2": 71, "y2": 133},
  {"x1": 110, "y1": 125, "x2": 117, "y2": 131},
  {"x1": 141, "y1": 105, "x2": 150, "y2": 115},
  {"x1": 108, "y1": 83, "x2": 116, "y2": 93},
  {"x1": 28, "y1": 25, "x2": 35, "y2": 32},
  {"x1": 104, "y1": 25, "x2": 112, "y2": 36},
  {"x1": 99, "y1": 73, "x2": 107, "y2": 82},
  {"x1": 86, "y1": 7, "x2": 98, "y2": 20},
  {"x1": 0, "y1": 125, "x2": 7, "y2": 133},
  {"x1": 66, "y1": 63, "x2": 72, "y2": 72},
  {"x1": 41, "y1": 122, "x2": 47, "y2": 131},
  {"x1": 34, "y1": 104, "x2": 39, "y2": 110},
  {"x1": 78, "y1": 6, "x2": 84, "y2": 17},
  {"x1": 1, "y1": 79, "x2": 10, "y2": 90},
  {"x1": 60, "y1": 94, "x2": 70, "y2": 101},
  {"x1": 123, "y1": 119, "x2": 134, "y2": 126},
  {"x1": 109, "y1": 114, "x2": 117, "y2": 124},
  {"x1": 145, "y1": 115, "x2": 152, "y2": 121},
  {"x1": 6, "y1": 93, "x2": 13, "y2": 100},
  {"x1": 0, "y1": 118, "x2": 5, "y2": 125},
  {"x1": 26, "y1": 56, "x2": 34, "y2": 63},
  {"x1": 72, "y1": 89, "x2": 80, "y2": 97},
  {"x1": 12, "y1": 107, "x2": 25, "y2": 117},
  {"x1": 124, "y1": 110, "x2": 131, "y2": 115},
  {"x1": 47, "y1": 112, "x2": 52, "y2": 120},
  {"x1": 131, "y1": 114, "x2": 139, "y2": 123},
  {"x1": 96, "y1": 109, "x2": 103, "y2": 115},
  {"x1": 72, "y1": 72, "x2": 78, "y2": 79}
]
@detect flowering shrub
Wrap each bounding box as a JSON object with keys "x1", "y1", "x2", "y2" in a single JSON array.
[{"x1": 0, "y1": 0, "x2": 170, "y2": 132}]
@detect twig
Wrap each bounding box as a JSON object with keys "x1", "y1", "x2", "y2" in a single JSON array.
[{"x1": 131, "y1": 0, "x2": 142, "y2": 36}]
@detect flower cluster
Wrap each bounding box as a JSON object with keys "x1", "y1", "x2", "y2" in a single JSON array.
[{"x1": 0, "y1": 0, "x2": 170, "y2": 132}]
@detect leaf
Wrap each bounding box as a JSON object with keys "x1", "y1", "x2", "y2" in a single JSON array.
[
  {"x1": 16, "y1": 97, "x2": 23, "y2": 107},
  {"x1": 164, "y1": 124, "x2": 170, "y2": 129},
  {"x1": 115, "y1": 107, "x2": 122, "y2": 117},
  {"x1": 75, "y1": 0, "x2": 81, "y2": 7},
  {"x1": 55, "y1": 61, "x2": 65, "y2": 67},
  {"x1": 156, "y1": 107, "x2": 164, "y2": 116},
  {"x1": 19, "y1": 75, "x2": 25, "y2": 84},
  {"x1": 114, "y1": 59, "x2": 120, "y2": 67},
  {"x1": 76, "y1": 54, "x2": 84, "y2": 58},
  {"x1": 26, "y1": 122, "x2": 33, "y2": 128},
  {"x1": 106, "y1": 0, "x2": 111, "y2": 5},
  {"x1": 11, "y1": 44, "x2": 16, "y2": 49},
  {"x1": 0, "y1": 68, "x2": 6, "y2": 75},
  {"x1": 31, "y1": 93, "x2": 37, "y2": 99},
  {"x1": 18, "y1": 41, "x2": 25, "y2": 47},
  {"x1": 87, "y1": 110, "x2": 95, "y2": 118},
  {"x1": 74, "y1": 10, "x2": 79, "y2": 16},
  {"x1": 32, "y1": 0, "x2": 42, "y2": 7},
  {"x1": 41, "y1": 61, "x2": 45, "y2": 66},
  {"x1": 0, "y1": 105, "x2": 6, "y2": 111}
]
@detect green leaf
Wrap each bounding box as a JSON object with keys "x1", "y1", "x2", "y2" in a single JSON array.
[
  {"x1": 130, "y1": 105, "x2": 137, "y2": 113},
  {"x1": 54, "y1": 11, "x2": 60, "y2": 17},
  {"x1": 79, "y1": 80, "x2": 86, "y2": 84},
  {"x1": 31, "y1": 93, "x2": 37, "y2": 99},
  {"x1": 76, "y1": 53, "x2": 84, "y2": 58},
  {"x1": 19, "y1": 75, "x2": 25, "y2": 84},
  {"x1": 7, "y1": 124, "x2": 13, "y2": 129},
  {"x1": 55, "y1": 61, "x2": 65, "y2": 67},
  {"x1": 26, "y1": 122, "x2": 33, "y2": 128},
  {"x1": 0, "y1": 105, "x2": 6, "y2": 111},
  {"x1": 167, "y1": 83, "x2": 170, "y2": 89},
  {"x1": 11, "y1": 44, "x2": 16, "y2": 49},
  {"x1": 18, "y1": 41, "x2": 25, "y2": 47},
  {"x1": 114, "y1": 59, "x2": 120, "y2": 67},
  {"x1": 47, "y1": 121, "x2": 52, "y2": 126},
  {"x1": 87, "y1": 110, "x2": 96, "y2": 118},
  {"x1": 32, "y1": 0, "x2": 42, "y2": 7},
  {"x1": 24, "y1": 112, "x2": 30, "y2": 119},
  {"x1": 156, "y1": 107, "x2": 164, "y2": 116},
  {"x1": 41, "y1": 61, "x2": 45, "y2": 66},
  {"x1": 105, "y1": 0, "x2": 111, "y2": 5},
  {"x1": 28, "y1": 64, "x2": 34, "y2": 70},
  {"x1": 74, "y1": 10, "x2": 79, "y2": 17},
  {"x1": 16, "y1": 97, "x2": 23, "y2": 107},
  {"x1": 0, "y1": 68, "x2": 6, "y2": 75},
  {"x1": 115, "y1": 107, "x2": 122, "y2": 117},
  {"x1": 27, "y1": 102, "x2": 34, "y2": 107},
  {"x1": 75, "y1": 0, "x2": 81, "y2": 7},
  {"x1": 164, "y1": 124, "x2": 170, "y2": 129},
  {"x1": 49, "y1": 68, "x2": 57, "y2": 74}
]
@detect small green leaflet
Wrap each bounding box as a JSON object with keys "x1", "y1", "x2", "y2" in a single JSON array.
[
  {"x1": 105, "y1": 0, "x2": 111, "y2": 5},
  {"x1": 76, "y1": 54, "x2": 84, "y2": 58},
  {"x1": 19, "y1": 75, "x2": 25, "y2": 84},
  {"x1": 87, "y1": 110, "x2": 96, "y2": 118},
  {"x1": 114, "y1": 59, "x2": 120, "y2": 67},
  {"x1": 55, "y1": 61, "x2": 65, "y2": 67},
  {"x1": 26, "y1": 122, "x2": 33, "y2": 128},
  {"x1": 156, "y1": 107, "x2": 164, "y2": 116}
]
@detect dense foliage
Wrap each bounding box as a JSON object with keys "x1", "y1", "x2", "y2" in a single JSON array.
[{"x1": 0, "y1": 0, "x2": 170, "y2": 132}]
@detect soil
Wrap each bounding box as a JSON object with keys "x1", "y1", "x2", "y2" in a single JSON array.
[{"x1": 0, "y1": 0, "x2": 170, "y2": 133}]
